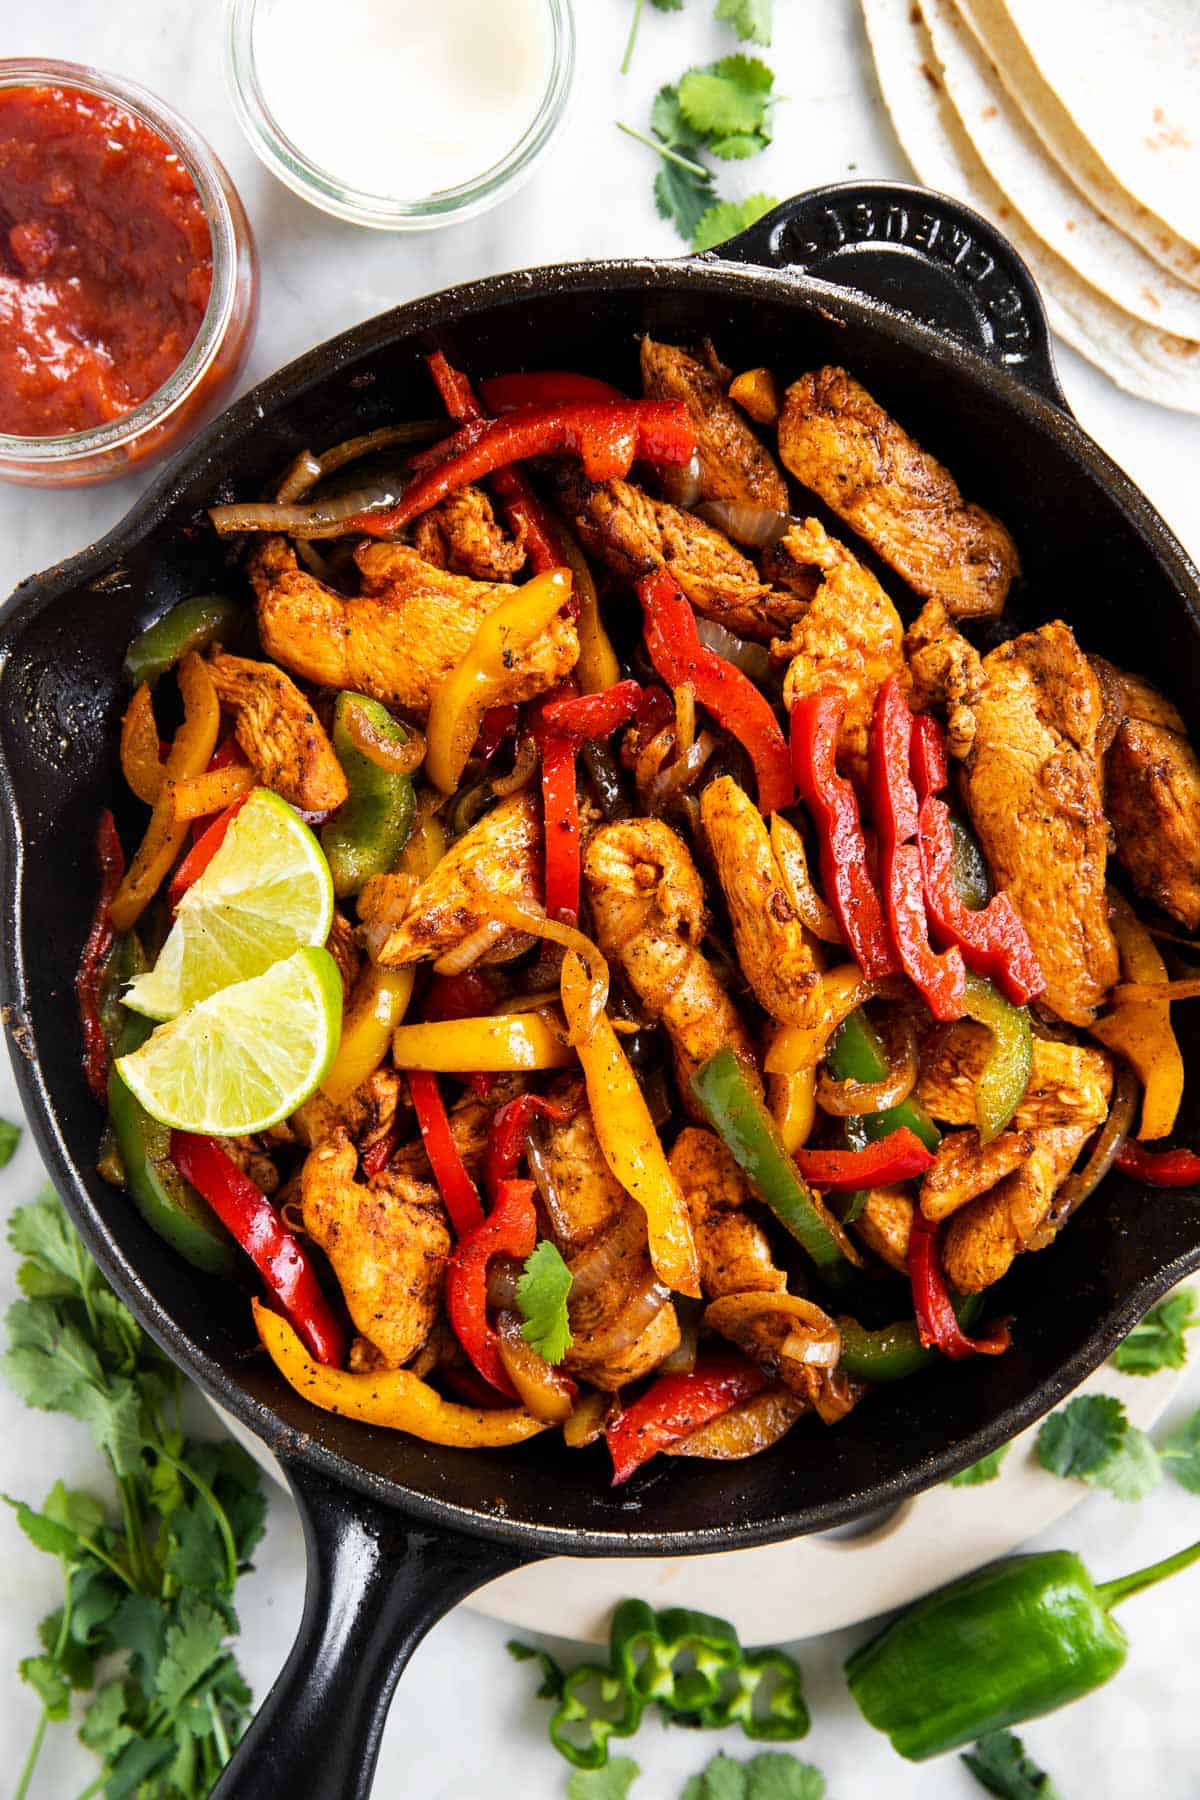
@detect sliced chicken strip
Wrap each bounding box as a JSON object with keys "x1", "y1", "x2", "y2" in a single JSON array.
[
  {"x1": 411, "y1": 483, "x2": 526, "y2": 582},
  {"x1": 916, "y1": 1024, "x2": 1113, "y2": 1134},
  {"x1": 919, "y1": 1128, "x2": 1036, "y2": 1222},
  {"x1": 1099, "y1": 663, "x2": 1200, "y2": 931},
  {"x1": 208, "y1": 652, "x2": 347, "y2": 811},
  {"x1": 942, "y1": 1114, "x2": 1104, "y2": 1295},
  {"x1": 640, "y1": 336, "x2": 789, "y2": 514},
  {"x1": 538, "y1": 1082, "x2": 625, "y2": 1257},
  {"x1": 669, "y1": 1126, "x2": 786, "y2": 1298},
  {"x1": 853, "y1": 1186, "x2": 913, "y2": 1275}
]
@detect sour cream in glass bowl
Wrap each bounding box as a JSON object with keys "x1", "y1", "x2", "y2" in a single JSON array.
[{"x1": 226, "y1": 0, "x2": 574, "y2": 230}]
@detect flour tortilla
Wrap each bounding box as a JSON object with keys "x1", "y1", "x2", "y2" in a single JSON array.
[
  {"x1": 956, "y1": 0, "x2": 1200, "y2": 291},
  {"x1": 1000, "y1": 0, "x2": 1200, "y2": 256},
  {"x1": 921, "y1": 0, "x2": 1200, "y2": 340},
  {"x1": 861, "y1": 0, "x2": 1200, "y2": 412}
]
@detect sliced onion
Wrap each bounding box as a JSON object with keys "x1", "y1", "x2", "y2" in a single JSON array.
[
  {"x1": 694, "y1": 614, "x2": 772, "y2": 682},
  {"x1": 275, "y1": 450, "x2": 323, "y2": 506},
  {"x1": 342, "y1": 701, "x2": 426, "y2": 775},
  {"x1": 433, "y1": 917, "x2": 510, "y2": 976},
  {"x1": 645, "y1": 731, "x2": 716, "y2": 815},
  {"x1": 209, "y1": 484, "x2": 406, "y2": 540},
  {"x1": 817, "y1": 1013, "x2": 918, "y2": 1116},
  {"x1": 659, "y1": 1298, "x2": 701, "y2": 1375},
  {"x1": 276, "y1": 422, "x2": 446, "y2": 504},
  {"x1": 526, "y1": 1122, "x2": 572, "y2": 1248},
  {"x1": 1112, "y1": 977, "x2": 1200, "y2": 1002},
  {"x1": 294, "y1": 539, "x2": 335, "y2": 582},
  {"x1": 1037, "y1": 1063, "x2": 1140, "y2": 1241},
  {"x1": 465, "y1": 882, "x2": 610, "y2": 1045},
  {"x1": 563, "y1": 1389, "x2": 611, "y2": 1448},
  {"x1": 496, "y1": 1310, "x2": 576, "y2": 1423},
  {"x1": 567, "y1": 1204, "x2": 645, "y2": 1308},
  {"x1": 664, "y1": 1386, "x2": 804, "y2": 1460},
  {"x1": 574, "y1": 1278, "x2": 671, "y2": 1359},
  {"x1": 659, "y1": 452, "x2": 702, "y2": 509},
  {"x1": 486, "y1": 1258, "x2": 522, "y2": 1311},
  {"x1": 696, "y1": 499, "x2": 791, "y2": 551},
  {"x1": 490, "y1": 733, "x2": 539, "y2": 797}
]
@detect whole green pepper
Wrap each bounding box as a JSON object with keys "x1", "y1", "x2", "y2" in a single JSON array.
[
  {"x1": 107, "y1": 1012, "x2": 237, "y2": 1277},
  {"x1": 825, "y1": 1010, "x2": 940, "y2": 1152},
  {"x1": 321, "y1": 692, "x2": 417, "y2": 898},
  {"x1": 961, "y1": 972, "x2": 1032, "y2": 1144},
  {"x1": 691, "y1": 1047, "x2": 856, "y2": 1281},
  {"x1": 846, "y1": 1536, "x2": 1200, "y2": 1760},
  {"x1": 122, "y1": 594, "x2": 240, "y2": 687},
  {"x1": 836, "y1": 1294, "x2": 984, "y2": 1383}
]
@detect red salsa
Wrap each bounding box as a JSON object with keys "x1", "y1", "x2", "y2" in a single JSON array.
[{"x1": 0, "y1": 85, "x2": 213, "y2": 438}]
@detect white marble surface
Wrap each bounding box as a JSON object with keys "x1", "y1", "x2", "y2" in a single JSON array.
[{"x1": 2, "y1": 2, "x2": 1200, "y2": 1795}]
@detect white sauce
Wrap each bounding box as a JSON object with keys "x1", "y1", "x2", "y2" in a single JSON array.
[{"x1": 255, "y1": 0, "x2": 552, "y2": 201}]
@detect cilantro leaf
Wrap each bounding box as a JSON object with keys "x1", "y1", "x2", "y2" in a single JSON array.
[
  {"x1": 709, "y1": 133, "x2": 771, "y2": 161},
  {"x1": 568, "y1": 1757, "x2": 641, "y2": 1800},
  {"x1": 962, "y1": 1729, "x2": 1064, "y2": 1799},
  {"x1": 79, "y1": 1678, "x2": 137, "y2": 1760},
  {"x1": 508, "y1": 1637, "x2": 566, "y2": 1699},
  {"x1": 715, "y1": 0, "x2": 772, "y2": 44},
  {"x1": 9, "y1": 1185, "x2": 87, "y2": 1292},
  {"x1": 0, "y1": 1116, "x2": 21, "y2": 1167},
  {"x1": 646, "y1": 83, "x2": 717, "y2": 241},
  {"x1": 20, "y1": 1653, "x2": 72, "y2": 1720},
  {"x1": 1036, "y1": 1394, "x2": 1160, "y2": 1501},
  {"x1": 154, "y1": 1595, "x2": 228, "y2": 1714},
  {"x1": 1113, "y1": 1289, "x2": 1199, "y2": 1375},
  {"x1": 44, "y1": 1479, "x2": 106, "y2": 1540},
  {"x1": 691, "y1": 194, "x2": 779, "y2": 253},
  {"x1": 1160, "y1": 1406, "x2": 1200, "y2": 1492},
  {"x1": 4, "y1": 1492, "x2": 82, "y2": 1559},
  {"x1": 516, "y1": 1240, "x2": 574, "y2": 1363},
  {"x1": 682, "y1": 1753, "x2": 826, "y2": 1800},
  {"x1": 678, "y1": 56, "x2": 774, "y2": 142},
  {"x1": 950, "y1": 1444, "x2": 1012, "y2": 1487},
  {"x1": 653, "y1": 0, "x2": 685, "y2": 9}
]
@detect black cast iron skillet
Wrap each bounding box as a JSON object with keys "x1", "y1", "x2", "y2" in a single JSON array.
[{"x1": 4, "y1": 182, "x2": 1200, "y2": 1798}]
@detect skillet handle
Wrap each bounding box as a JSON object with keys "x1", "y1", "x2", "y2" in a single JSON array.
[
  {"x1": 710, "y1": 179, "x2": 1069, "y2": 411},
  {"x1": 211, "y1": 1458, "x2": 540, "y2": 1800}
]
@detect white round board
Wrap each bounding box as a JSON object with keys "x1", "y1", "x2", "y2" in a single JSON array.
[{"x1": 213, "y1": 1307, "x2": 1197, "y2": 1646}]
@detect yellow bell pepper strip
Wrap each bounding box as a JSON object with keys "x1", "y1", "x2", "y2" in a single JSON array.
[
  {"x1": 169, "y1": 761, "x2": 256, "y2": 823},
  {"x1": 424, "y1": 566, "x2": 574, "y2": 793},
  {"x1": 322, "y1": 964, "x2": 414, "y2": 1107},
  {"x1": 1091, "y1": 898, "x2": 1184, "y2": 1141},
  {"x1": 764, "y1": 966, "x2": 906, "y2": 1076},
  {"x1": 110, "y1": 652, "x2": 220, "y2": 931},
  {"x1": 768, "y1": 1060, "x2": 817, "y2": 1154},
  {"x1": 561, "y1": 949, "x2": 700, "y2": 1297},
  {"x1": 392, "y1": 1012, "x2": 573, "y2": 1072},
  {"x1": 549, "y1": 509, "x2": 620, "y2": 693},
  {"x1": 252, "y1": 1301, "x2": 549, "y2": 1446},
  {"x1": 120, "y1": 683, "x2": 164, "y2": 805}
]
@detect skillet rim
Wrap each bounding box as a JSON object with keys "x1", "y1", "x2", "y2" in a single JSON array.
[{"x1": 4, "y1": 244, "x2": 1200, "y2": 1556}]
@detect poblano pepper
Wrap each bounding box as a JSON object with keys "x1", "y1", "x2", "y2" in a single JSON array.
[
  {"x1": 321, "y1": 692, "x2": 416, "y2": 897},
  {"x1": 122, "y1": 594, "x2": 240, "y2": 687},
  {"x1": 847, "y1": 1536, "x2": 1200, "y2": 1760}
]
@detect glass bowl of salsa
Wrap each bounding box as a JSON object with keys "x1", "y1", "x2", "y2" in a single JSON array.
[{"x1": 0, "y1": 60, "x2": 259, "y2": 487}]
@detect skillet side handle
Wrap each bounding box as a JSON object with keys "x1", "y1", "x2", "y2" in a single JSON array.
[
  {"x1": 211, "y1": 1458, "x2": 540, "y2": 1800},
  {"x1": 709, "y1": 180, "x2": 1069, "y2": 412}
]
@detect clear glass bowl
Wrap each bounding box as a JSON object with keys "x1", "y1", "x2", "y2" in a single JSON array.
[
  {"x1": 0, "y1": 60, "x2": 259, "y2": 489},
  {"x1": 226, "y1": 0, "x2": 575, "y2": 230}
]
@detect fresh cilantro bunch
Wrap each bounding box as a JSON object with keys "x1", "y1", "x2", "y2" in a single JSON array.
[
  {"x1": 565, "y1": 1750, "x2": 825, "y2": 1799},
  {"x1": 962, "y1": 1729, "x2": 1064, "y2": 1800},
  {"x1": 4, "y1": 1185, "x2": 265, "y2": 1800},
  {"x1": 633, "y1": 62, "x2": 779, "y2": 252}
]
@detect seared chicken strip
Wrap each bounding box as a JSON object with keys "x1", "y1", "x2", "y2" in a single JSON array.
[
  {"x1": 361, "y1": 792, "x2": 541, "y2": 967},
  {"x1": 774, "y1": 518, "x2": 907, "y2": 779},
  {"x1": 919, "y1": 1128, "x2": 1036, "y2": 1222},
  {"x1": 557, "y1": 472, "x2": 805, "y2": 642},
  {"x1": 584, "y1": 818, "x2": 760, "y2": 1095},
  {"x1": 539, "y1": 1084, "x2": 625, "y2": 1256},
  {"x1": 943, "y1": 1115, "x2": 1104, "y2": 1294},
  {"x1": 326, "y1": 911, "x2": 361, "y2": 997},
  {"x1": 669, "y1": 1127, "x2": 785, "y2": 1297},
  {"x1": 853, "y1": 1187, "x2": 913, "y2": 1275},
  {"x1": 1100, "y1": 665, "x2": 1200, "y2": 930},
  {"x1": 917, "y1": 618, "x2": 1118, "y2": 1024},
  {"x1": 904, "y1": 599, "x2": 985, "y2": 762},
  {"x1": 700, "y1": 776, "x2": 821, "y2": 1026},
  {"x1": 640, "y1": 337, "x2": 789, "y2": 516},
  {"x1": 778, "y1": 367, "x2": 1019, "y2": 618},
  {"x1": 301, "y1": 1128, "x2": 450, "y2": 1368},
  {"x1": 208, "y1": 652, "x2": 347, "y2": 812},
  {"x1": 411, "y1": 483, "x2": 526, "y2": 582},
  {"x1": 248, "y1": 535, "x2": 577, "y2": 717},
  {"x1": 564, "y1": 1203, "x2": 680, "y2": 1391},
  {"x1": 917, "y1": 1024, "x2": 1113, "y2": 1135}
]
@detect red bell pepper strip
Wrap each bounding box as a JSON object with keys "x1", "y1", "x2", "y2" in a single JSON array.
[
  {"x1": 538, "y1": 724, "x2": 582, "y2": 926},
  {"x1": 360, "y1": 1132, "x2": 398, "y2": 1179},
  {"x1": 427, "y1": 351, "x2": 563, "y2": 575},
  {"x1": 917, "y1": 795, "x2": 1045, "y2": 1006},
  {"x1": 169, "y1": 1132, "x2": 346, "y2": 1365},
  {"x1": 870, "y1": 679, "x2": 966, "y2": 1021},
  {"x1": 408, "y1": 1069, "x2": 485, "y2": 1236},
  {"x1": 909, "y1": 1211, "x2": 1011, "y2": 1362},
  {"x1": 483, "y1": 1093, "x2": 577, "y2": 1202},
  {"x1": 476, "y1": 704, "x2": 519, "y2": 766},
  {"x1": 795, "y1": 1127, "x2": 936, "y2": 1191},
  {"x1": 639, "y1": 568, "x2": 793, "y2": 815},
  {"x1": 349, "y1": 400, "x2": 696, "y2": 538},
  {"x1": 540, "y1": 680, "x2": 643, "y2": 742},
  {"x1": 1114, "y1": 1140, "x2": 1200, "y2": 1187},
  {"x1": 167, "y1": 793, "x2": 250, "y2": 912},
  {"x1": 445, "y1": 1176, "x2": 539, "y2": 1395},
  {"x1": 479, "y1": 370, "x2": 627, "y2": 413},
  {"x1": 606, "y1": 1352, "x2": 768, "y2": 1486},
  {"x1": 910, "y1": 712, "x2": 950, "y2": 800},
  {"x1": 77, "y1": 810, "x2": 126, "y2": 1102},
  {"x1": 790, "y1": 691, "x2": 898, "y2": 980}
]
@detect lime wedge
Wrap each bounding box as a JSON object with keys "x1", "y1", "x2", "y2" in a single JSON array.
[
  {"x1": 116, "y1": 948, "x2": 343, "y2": 1135},
  {"x1": 124, "y1": 788, "x2": 334, "y2": 1021}
]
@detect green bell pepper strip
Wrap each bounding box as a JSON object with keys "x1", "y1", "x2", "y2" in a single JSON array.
[
  {"x1": 961, "y1": 972, "x2": 1032, "y2": 1144},
  {"x1": 122, "y1": 594, "x2": 240, "y2": 687},
  {"x1": 612, "y1": 1599, "x2": 742, "y2": 1715},
  {"x1": 690, "y1": 1047, "x2": 858, "y2": 1280},
  {"x1": 950, "y1": 817, "x2": 992, "y2": 911},
  {"x1": 846, "y1": 1537, "x2": 1200, "y2": 1761},
  {"x1": 825, "y1": 1010, "x2": 941, "y2": 1151},
  {"x1": 836, "y1": 1294, "x2": 984, "y2": 1382},
  {"x1": 321, "y1": 692, "x2": 417, "y2": 898},
  {"x1": 107, "y1": 1010, "x2": 238, "y2": 1277},
  {"x1": 687, "y1": 1648, "x2": 810, "y2": 1740}
]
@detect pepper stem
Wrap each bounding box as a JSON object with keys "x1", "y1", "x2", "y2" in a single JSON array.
[{"x1": 1097, "y1": 1536, "x2": 1200, "y2": 1611}]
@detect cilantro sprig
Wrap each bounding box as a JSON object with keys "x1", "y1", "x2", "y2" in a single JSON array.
[
  {"x1": 1112, "y1": 1288, "x2": 1199, "y2": 1375},
  {"x1": 621, "y1": 0, "x2": 774, "y2": 75},
  {"x1": 517, "y1": 1239, "x2": 574, "y2": 1363},
  {"x1": 1036, "y1": 1394, "x2": 1161, "y2": 1502},
  {"x1": 4, "y1": 1186, "x2": 264, "y2": 1800},
  {"x1": 962, "y1": 1729, "x2": 1064, "y2": 1800},
  {"x1": 949, "y1": 1443, "x2": 1012, "y2": 1487},
  {"x1": 564, "y1": 1750, "x2": 825, "y2": 1800}
]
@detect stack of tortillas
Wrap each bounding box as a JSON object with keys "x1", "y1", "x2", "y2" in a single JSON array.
[{"x1": 862, "y1": 0, "x2": 1200, "y2": 410}]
